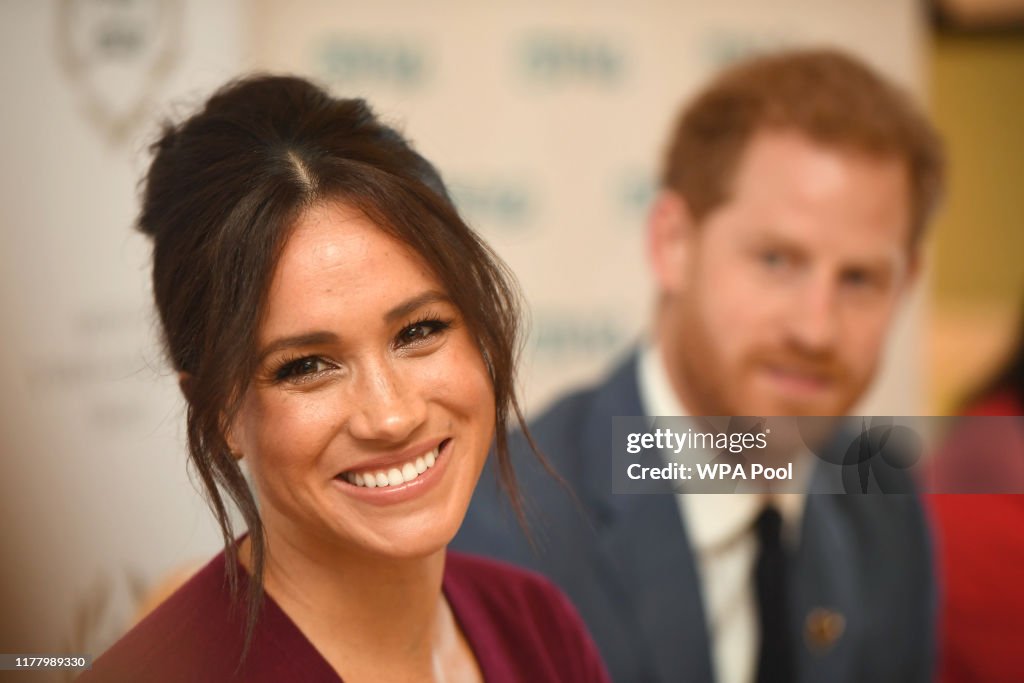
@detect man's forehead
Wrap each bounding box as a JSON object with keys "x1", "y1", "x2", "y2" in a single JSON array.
[
  {"x1": 732, "y1": 128, "x2": 909, "y2": 194},
  {"x1": 718, "y1": 129, "x2": 915, "y2": 251},
  {"x1": 746, "y1": 223, "x2": 910, "y2": 273}
]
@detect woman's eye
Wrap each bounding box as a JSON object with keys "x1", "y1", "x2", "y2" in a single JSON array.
[
  {"x1": 397, "y1": 319, "x2": 450, "y2": 347},
  {"x1": 275, "y1": 357, "x2": 331, "y2": 381}
]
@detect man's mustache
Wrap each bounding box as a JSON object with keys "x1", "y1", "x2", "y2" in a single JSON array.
[{"x1": 748, "y1": 351, "x2": 846, "y2": 382}]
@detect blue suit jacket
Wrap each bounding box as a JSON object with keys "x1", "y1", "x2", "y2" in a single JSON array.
[{"x1": 452, "y1": 353, "x2": 935, "y2": 683}]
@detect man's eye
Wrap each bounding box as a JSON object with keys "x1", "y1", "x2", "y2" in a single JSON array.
[
  {"x1": 276, "y1": 357, "x2": 330, "y2": 381},
  {"x1": 759, "y1": 250, "x2": 788, "y2": 268},
  {"x1": 844, "y1": 272, "x2": 867, "y2": 286},
  {"x1": 397, "y1": 319, "x2": 451, "y2": 347},
  {"x1": 841, "y1": 269, "x2": 885, "y2": 291}
]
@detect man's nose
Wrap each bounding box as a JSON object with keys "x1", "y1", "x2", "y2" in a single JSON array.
[
  {"x1": 346, "y1": 359, "x2": 427, "y2": 443},
  {"x1": 786, "y1": 273, "x2": 840, "y2": 354}
]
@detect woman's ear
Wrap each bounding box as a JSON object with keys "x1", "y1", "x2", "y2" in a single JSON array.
[
  {"x1": 647, "y1": 189, "x2": 696, "y2": 295},
  {"x1": 223, "y1": 412, "x2": 244, "y2": 461},
  {"x1": 179, "y1": 371, "x2": 244, "y2": 460},
  {"x1": 178, "y1": 371, "x2": 194, "y2": 404}
]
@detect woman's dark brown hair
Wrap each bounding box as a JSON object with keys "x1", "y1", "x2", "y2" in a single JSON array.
[{"x1": 138, "y1": 74, "x2": 534, "y2": 652}]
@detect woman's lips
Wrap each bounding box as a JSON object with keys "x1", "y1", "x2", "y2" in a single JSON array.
[
  {"x1": 341, "y1": 444, "x2": 440, "y2": 488},
  {"x1": 335, "y1": 438, "x2": 450, "y2": 490}
]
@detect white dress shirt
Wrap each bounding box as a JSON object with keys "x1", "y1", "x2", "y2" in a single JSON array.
[{"x1": 637, "y1": 343, "x2": 806, "y2": 683}]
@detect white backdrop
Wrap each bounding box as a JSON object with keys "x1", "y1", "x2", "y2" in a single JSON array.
[
  {"x1": 248, "y1": 0, "x2": 928, "y2": 415},
  {"x1": 0, "y1": 0, "x2": 927, "y2": 664}
]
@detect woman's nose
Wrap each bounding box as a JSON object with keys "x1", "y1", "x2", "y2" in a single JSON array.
[{"x1": 346, "y1": 359, "x2": 427, "y2": 443}]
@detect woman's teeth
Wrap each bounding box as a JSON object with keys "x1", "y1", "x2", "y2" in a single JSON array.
[{"x1": 344, "y1": 447, "x2": 439, "y2": 488}]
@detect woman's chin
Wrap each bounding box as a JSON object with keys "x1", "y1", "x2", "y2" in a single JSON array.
[
  {"x1": 341, "y1": 515, "x2": 462, "y2": 562},
  {"x1": 359, "y1": 535, "x2": 452, "y2": 562}
]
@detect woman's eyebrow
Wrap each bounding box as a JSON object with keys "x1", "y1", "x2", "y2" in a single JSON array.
[
  {"x1": 384, "y1": 290, "x2": 452, "y2": 324},
  {"x1": 257, "y1": 292, "x2": 451, "y2": 363},
  {"x1": 257, "y1": 331, "x2": 339, "y2": 363}
]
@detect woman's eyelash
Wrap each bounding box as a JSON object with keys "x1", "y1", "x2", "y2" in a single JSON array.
[
  {"x1": 396, "y1": 315, "x2": 453, "y2": 346},
  {"x1": 273, "y1": 355, "x2": 331, "y2": 382},
  {"x1": 268, "y1": 313, "x2": 452, "y2": 382},
  {"x1": 268, "y1": 315, "x2": 454, "y2": 382}
]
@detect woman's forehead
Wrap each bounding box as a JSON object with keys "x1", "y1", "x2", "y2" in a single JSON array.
[{"x1": 259, "y1": 202, "x2": 445, "y2": 337}]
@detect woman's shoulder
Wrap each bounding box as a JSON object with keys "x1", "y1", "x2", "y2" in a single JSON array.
[
  {"x1": 81, "y1": 548, "x2": 341, "y2": 683},
  {"x1": 445, "y1": 550, "x2": 564, "y2": 601},
  {"x1": 444, "y1": 551, "x2": 611, "y2": 683},
  {"x1": 444, "y1": 552, "x2": 581, "y2": 618},
  {"x1": 78, "y1": 551, "x2": 251, "y2": 682}
]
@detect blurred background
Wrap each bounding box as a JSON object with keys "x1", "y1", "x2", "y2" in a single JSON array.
[{"x1": 0, "y1": 0, "x2": 1021, "y2": 677}]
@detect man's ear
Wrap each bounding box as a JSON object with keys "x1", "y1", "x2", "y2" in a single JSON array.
[
  {"x1": 904, "y1": 246, "x2": 922, "y2": 292},
  {"x1": 647, "y1": 189, "x2": 697, "y2": 295}
]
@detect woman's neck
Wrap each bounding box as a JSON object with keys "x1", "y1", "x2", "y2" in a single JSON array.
[{"x1": 238, "y1": 526, "x2": 453, "y2": 680}]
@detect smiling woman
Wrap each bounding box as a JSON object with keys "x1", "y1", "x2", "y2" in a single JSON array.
[
  {"x1": 78, "y1": 76, "x2": 610, "y2": 683},
  {"x1": 233, "y1": 203, "x2": 498, "y2": 563}
]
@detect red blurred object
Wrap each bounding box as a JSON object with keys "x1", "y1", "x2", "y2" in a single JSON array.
[{"x1": 928, "y1": 392, "x2": 1024, "y2": 683}]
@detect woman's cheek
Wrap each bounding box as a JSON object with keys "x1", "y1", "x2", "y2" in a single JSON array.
[
  {"x1": 249, "y1": 390, "x2": 342, "y2": 468},
  {"x1": 443, "y1": 342, "x2": 494, "y2": 410}
]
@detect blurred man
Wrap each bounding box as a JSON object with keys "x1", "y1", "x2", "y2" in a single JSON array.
[{"x1": 453, "y1": 48, "x2": 944, "y2": 683}]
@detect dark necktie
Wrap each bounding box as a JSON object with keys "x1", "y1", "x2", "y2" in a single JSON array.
[{"x1": 754, "y1": 504, "x2": 794, "y2": 683}]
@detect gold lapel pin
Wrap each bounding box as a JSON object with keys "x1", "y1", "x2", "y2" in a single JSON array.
[{"x1": 805, "y1": 608, "x2": 846, "y2": 652}]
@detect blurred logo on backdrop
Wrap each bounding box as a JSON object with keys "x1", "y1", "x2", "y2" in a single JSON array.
[
  {"x1": 519, "y1": 32, "x2": 626, "y2": 87},
  {"x1": 701, "y1": 29, "x2": 794, "y2": 67},
  {"x1": 448, "y1": 176, "x2": 536, "y2": 234},
  {"x1": 56, "y1": 0, "x2": 182, "y2": 146},
  {"x1": 615, "y1": 167, "x2": 656, "y2": 221},
  {"x1": 531, "y1": 310, "x2": 627, "y2": 360},
  {"x1": 315, "y1": 35, "x2": 428, "y2": 90}
]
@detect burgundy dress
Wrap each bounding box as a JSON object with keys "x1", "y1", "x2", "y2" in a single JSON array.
[{"x1": 79, "y1": 551, "x2": 611, "y2": 682}]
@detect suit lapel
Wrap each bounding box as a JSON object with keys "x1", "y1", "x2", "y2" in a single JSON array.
[
  {"x1": 579, "y1": 355, "x2": 716, "y2": 683},
  {"x1": 793, "y1": 467, "x2": 863, "y2": 683}
]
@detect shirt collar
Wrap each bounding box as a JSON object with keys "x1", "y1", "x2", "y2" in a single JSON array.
[
  {"x1": 636, "y1": 340, "x2": 806, "y2": 549},
  {"x1": 638, "y1": 340, "x2": 686, "y2": 419}
]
